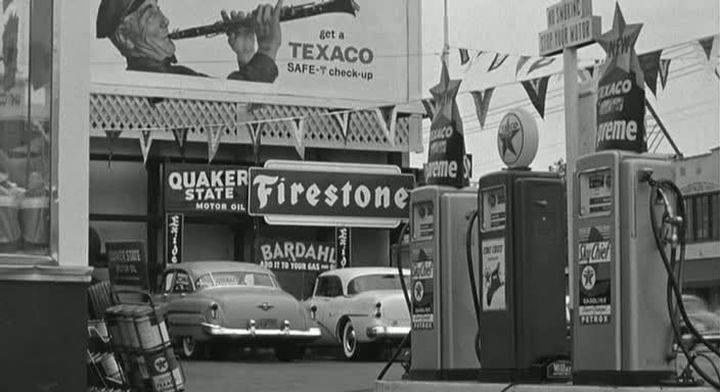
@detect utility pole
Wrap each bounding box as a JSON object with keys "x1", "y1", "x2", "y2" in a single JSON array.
[{"x1": 538, "y1": 0, "x2": 600, "y2": 309}]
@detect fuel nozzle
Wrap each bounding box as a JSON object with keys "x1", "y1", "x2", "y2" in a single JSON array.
[{"x1": 656, "y1": 188, "x2": 682, "y2": 249}]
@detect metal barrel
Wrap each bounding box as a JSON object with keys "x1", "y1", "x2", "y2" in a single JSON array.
[
  {"x1": 119, "y1": 305, "x2": 141, "y2": 351},
  {"x1": 103, "y1": 305, "x2": 124, "y2": 350},
  {"x1": 145, "y1": 346, "x2": 185, "y2": 392},
  {"x1": 134, "y1": 305, "x2": 171, "y2": 351}
]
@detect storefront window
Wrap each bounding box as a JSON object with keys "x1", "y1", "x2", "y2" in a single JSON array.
[{"x1": 0, "y1": 0, "x2": 53, "y2": 257}]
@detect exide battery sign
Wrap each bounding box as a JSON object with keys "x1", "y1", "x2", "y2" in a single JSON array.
[{"x1": 249, "y1": 161, "x2": 414, "y2": 228}]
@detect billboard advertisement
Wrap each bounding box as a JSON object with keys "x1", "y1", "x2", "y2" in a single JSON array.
[{"x1": 92, "y1": 0, "x2": 419, "y2": 103}]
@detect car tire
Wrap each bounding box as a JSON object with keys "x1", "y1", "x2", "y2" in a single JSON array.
[
  {"x1": 341, "y1": 320, "x2": 379, "y2": 361},
  {"x1": 180, "y1": 336, "x2": 205, "y2": 359},
  {"x1": 275, "y1": 344, "x2": 306, "y2": 361}
]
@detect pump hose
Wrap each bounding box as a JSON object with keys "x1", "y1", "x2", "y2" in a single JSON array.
[
  {"x1": 465, "y1": 210, "x2": 483, "y2": 365},
  {"x1": 377, "y1": 222, "x2": 412, "y2": 381},
  {"x1": 647, "y1": 177, "x2": 720, "y2": 388}
]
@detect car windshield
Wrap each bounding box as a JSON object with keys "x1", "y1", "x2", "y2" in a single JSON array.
[
  {"x1": 347, "y1": 274, "x2": 410, "y2": 295},
  {"x1": 195, "y1": 271, "x2": 277, "y2": 289}
]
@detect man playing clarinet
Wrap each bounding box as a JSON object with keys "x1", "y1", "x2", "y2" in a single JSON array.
[{"x1": 96, "y1": 0, "x2": 283, "y2": 82}]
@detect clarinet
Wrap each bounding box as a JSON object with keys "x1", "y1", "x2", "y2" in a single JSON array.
[{"x1": 168, "y1": 0, "x2": 359, "y2": 40}]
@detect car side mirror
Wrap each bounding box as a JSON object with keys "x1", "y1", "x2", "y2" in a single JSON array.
[{"x1": 310, "y1": 305, "x2": 317, "y2": 320}]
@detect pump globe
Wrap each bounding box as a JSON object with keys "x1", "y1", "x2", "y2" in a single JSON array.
[{"x1": 496, "y1": 108, "x2": 539, "y2": 169}]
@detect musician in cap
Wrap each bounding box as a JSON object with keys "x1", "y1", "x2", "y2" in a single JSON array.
[{"x1": 96, "y1": 0, "x2": 282, "y2": 82}]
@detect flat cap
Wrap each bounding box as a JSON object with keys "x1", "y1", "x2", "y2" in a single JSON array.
[{"x1": 96, "y1": 0, "x2": 144, "y2": 39}]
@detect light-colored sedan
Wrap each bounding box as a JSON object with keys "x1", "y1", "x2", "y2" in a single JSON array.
[
  {"x1": 304, "y1": 267, "x2": 410, "y2": 360},
  {"x1": 156, "y1": 261, "x2": 321, "y2": 361}
]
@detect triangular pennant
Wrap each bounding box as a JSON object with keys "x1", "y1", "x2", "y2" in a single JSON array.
[
  {"x1": 421, "y1": 98, "x2": 437, "y2": 119},
  {"x1": 459, "y1": 48, "x2": 470, "y2": 66},
  {"x1": 487, "y1": 53, "x2": 510, "y2": 72},
  {"x1": 470, "y1": 88, "x2": 495, "y2": 128},
  {"x1": 290, "y1": 117, "x2": 306, "y2": 158},
  {"x1": 247, "y1": 122, "x2": 262, "y2": 160},
  {"x1": 139, "y1": 130, "x2": 153, "y2": 165},
  {"x1": 328, "y1": 109, "x2": 352, "y2": 143},
  {"x1": 638, "y1": 50, "x2": 662, "y2": 97},
  {"x1": 699, "y1": 36, "x2": 715, "y2": 60},
  {"x1": 697, "y1": 35, "x2": 719, "y2": 78},
  {"x1": 527, "y1": 57, "x2": 556, "y2": 75},
  {"x1": 658, "y1": 59, "x2": 671, "y2": 89},
  {"x1": 375, "y1": 106, "x2": 398, "y2": 147},
  {"x1": 520, "y1": 76, "x2": 550, "y2": 119},
  {"x1": 207, "y1": 126, "x2": 223, "y2": 163},
  {"x1": 171, "y1": 128, "x2": 189, "y2": 158},
  {"x1": 515, "y1": 56, "x2": 531, "y2": 76},
  {"x1": 105, "y1": 130, "x2": 122, "y2": 167}
]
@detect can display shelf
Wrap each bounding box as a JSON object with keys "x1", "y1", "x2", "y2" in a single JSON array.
[{"x1": 87, "y1": 287, "x2": 185, "y2": 392}]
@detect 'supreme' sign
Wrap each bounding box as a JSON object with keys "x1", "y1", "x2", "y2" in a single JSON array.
[
  {"x1": 249, "y1": 161, "x2": 414, "y2": 228},
  {"x1": 164, "y1": 164, "x2": 249, "y2": 213}
]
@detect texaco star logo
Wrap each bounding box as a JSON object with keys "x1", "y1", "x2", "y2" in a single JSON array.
[
  {"x1": 497, "y1": 114, "x2": 523, "y2": 164},
  {"x1": 413, "y1": 281, "x2": 424, "y2": 302},
  {"x1": 154, "y1": 356, "x2": 169, "y2": 373},
  {"x1": 582, "y1": 266, "x2": 596, "y2": 291}
]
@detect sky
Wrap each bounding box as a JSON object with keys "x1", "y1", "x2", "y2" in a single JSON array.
[{"x1": 413, "y1": 0, "x2": 720, "y2": 178}]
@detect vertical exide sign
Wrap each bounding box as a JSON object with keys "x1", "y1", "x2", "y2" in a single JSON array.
[{"x1": 166, "y1": 213, "x2": 184, "y2": 265}]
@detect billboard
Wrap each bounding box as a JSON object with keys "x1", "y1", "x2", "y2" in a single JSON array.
[{"x1": 91, "y1": 0, "x2": 420, "y2": 103}]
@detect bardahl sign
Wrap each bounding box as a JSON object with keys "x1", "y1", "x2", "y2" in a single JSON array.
[
  {"x1": 257, "y1": 238, "x2": 336, "y2": 272},
  {"x1": 164, "y1": 164, "x2": 249, "y2": 213},
  {"x1": 248, "y1": 161, "x2": 413, "y2": 227}
]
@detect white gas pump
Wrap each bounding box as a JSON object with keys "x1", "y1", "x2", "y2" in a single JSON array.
[
  {"x1": 572, "y1": 151, "x2": 720, "y2": 388},
  {"x1": 407, "y1": 185, "x2": 480, "y2": 380}
]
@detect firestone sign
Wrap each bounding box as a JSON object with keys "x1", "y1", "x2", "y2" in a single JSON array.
[{"x1": 249, "y1": 161, "x2": 414, "y2": 228}]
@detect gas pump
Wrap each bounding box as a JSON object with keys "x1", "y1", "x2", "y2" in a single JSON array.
[
  {"x1": 570, "y1": 150, "x2": 718, "y2": 386},
  {"x1": 408, "y1": 185, "x2": 480, "y2": 380},
  {"x1": 476, "y1": 109, "x2": 570, "y2": 382}
]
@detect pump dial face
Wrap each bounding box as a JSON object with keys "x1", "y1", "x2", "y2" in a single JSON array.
[
  {"x1": 578, "y1": 168, "x2": 613, "y2": 218},
  {"x1": 480, "y1": 186, "x2": 506, "y2": 232}
]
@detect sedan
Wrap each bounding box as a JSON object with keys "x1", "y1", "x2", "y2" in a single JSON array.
[
  {"x1": 304, "y1": 267, "x2": 410, "y2": 360},
  {"x1": 156, "y1": 261, "x2": 321, "y2": 361}
]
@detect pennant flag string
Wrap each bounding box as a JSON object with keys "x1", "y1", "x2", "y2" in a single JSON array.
[{"x1": 520, "y1": 76, "x2": 551, "y2": 119}]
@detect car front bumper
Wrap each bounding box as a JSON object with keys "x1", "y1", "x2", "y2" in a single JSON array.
[
  {"x1": 201, "y1": 322, "x2": 322, "y2": 343},
  {"x1": 366, "y1": 325, "x2": 410, "y2": 339}
]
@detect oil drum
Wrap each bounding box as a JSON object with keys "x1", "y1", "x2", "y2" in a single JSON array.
[
  {"x1": 103, "y1": 305, "x2": 124, "y2": 349},
  {"x1": 119, "y1": 305, "x2": 141, "y2": 351},
  {"x1": 134, "y1": 305, "x2": 171, "y2": 351}
]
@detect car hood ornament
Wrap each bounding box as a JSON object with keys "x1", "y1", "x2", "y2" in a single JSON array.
[{"x1": 258, "y1": 302, "x2": 274, "y2": 311}]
